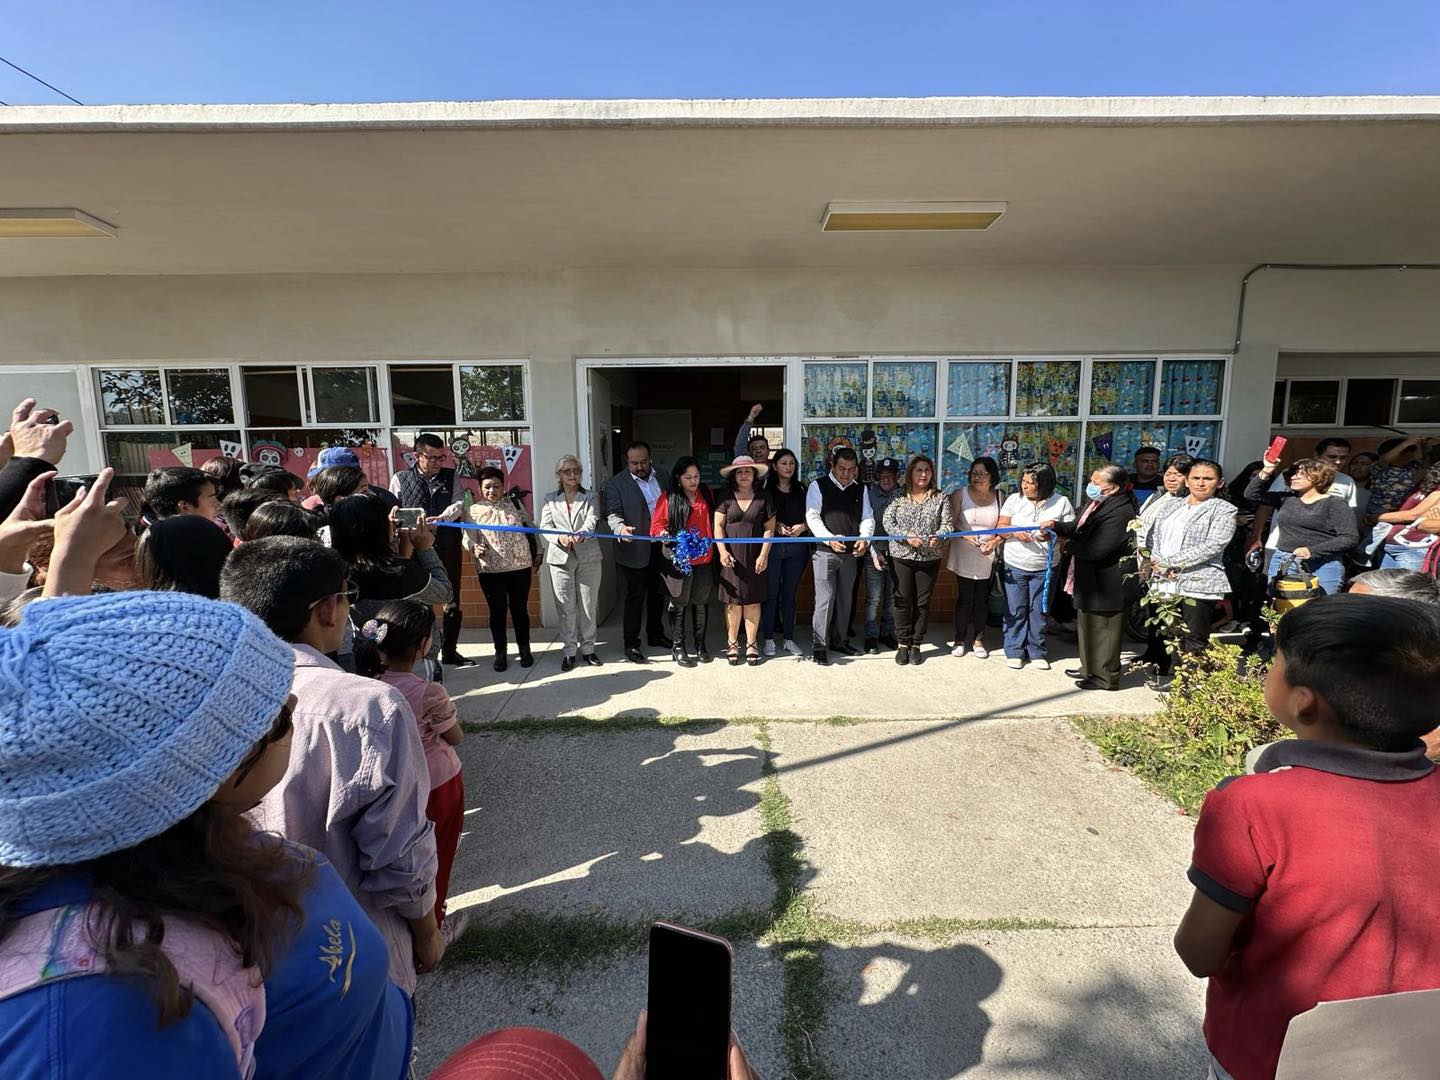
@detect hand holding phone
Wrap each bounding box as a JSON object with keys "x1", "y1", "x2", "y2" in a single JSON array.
[
  {"x1": 397, "y1": 507, "x2": 426, "y2": 529},
  {"x1": 644, "y1": 922, "x2": 732, "y2": 1080},
  {"x1": 1263, "y1": 436, "x2": 1287, "y2": 466}
]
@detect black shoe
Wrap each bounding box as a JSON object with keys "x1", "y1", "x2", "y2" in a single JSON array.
[
  {"x1": 493, "y1": 656, "x2": 508, "y2": 672},
  {"x1": 581, "y1": 652, "x2": 603, "y2": 667},
  {"x1": 833, "y1": 641, "x2": 859, "y2": 656},
  {"x1": 441, "y1": 653, "x2": 476, "y2": 668},
  {"x1": 1064, "y1": 668, "x2": 1085, "y2": 678},
  {"x1": 813, "y1": 649, "x2": 829, "y2": 666},
  {"x1": 625, "y1": 648, "x2": 648, "y2": 664},
  {"x1": 864, "y1": 637, "x2": 879, "y2": 654},
  {"x1": 910, "y1": 646, "x2": 924, "y2": 666},
  {"x1": 895, "y1": 646, "x2": 909, "y2": 666},
  {"x1": 518, "y1": 652, "x2": 534, "y2": 669},
  {"x1": 649, "y1": 635, "x2": 673, "y2": 649},
  {"x1": 879, "y1": 634, "x2": 899, "y2": 651},
  {"x1": 1075, "y1": 677, "x2": 1118, "y2": 692},
  {"x1": 696, "y1": 644, "x2": 712, "y2": 664},
  {"x1": 560, "y1": 655, "x2": 577, "y2": 673}
]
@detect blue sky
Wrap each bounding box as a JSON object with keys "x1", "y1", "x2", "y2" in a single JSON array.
[{"x1": 2, "y1": 1, "x2": 1438, "y2": 105}]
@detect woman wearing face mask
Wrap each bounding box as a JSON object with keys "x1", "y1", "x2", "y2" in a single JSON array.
[
  {"x1": 1138, "y1": 459, "x2": 1238, "y2": 678},
  {"x1": 1042, "y1": 466, "x2": 1137, "y2": 691}
]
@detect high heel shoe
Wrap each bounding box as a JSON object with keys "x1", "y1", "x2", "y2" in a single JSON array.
[
  {"x1": 746, "y1": 646, "x2": 761, "y2": 667},
  {"x1": 726, "y1": 641, "x2": 741, "y2": 666}
]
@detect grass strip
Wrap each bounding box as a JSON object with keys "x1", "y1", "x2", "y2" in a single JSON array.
[{"x1": 1073, "y1": 714, "x2": 1228, "y2": 815}]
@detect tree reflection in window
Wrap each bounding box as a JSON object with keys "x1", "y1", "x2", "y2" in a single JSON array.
[
  {"x1": 459, "y1": 365, "x2": 526, "y2": 422},
  {"x1": 166, "y1": 368, "x2": 234, "y2": 425},
  {"x1": 99, "y1": 369, "x2": 164, "y2": 426}
]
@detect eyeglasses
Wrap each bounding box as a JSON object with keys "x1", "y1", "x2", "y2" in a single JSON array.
[
  {"x1": 418, "y1": 453, "x2": 446, "y2": 463},
  {"x1": 559, "y1": 467, "x2": 581, "y2": 474},
  {"x1": 308, "y1": 584, "x2": 360, "y2": 610}
]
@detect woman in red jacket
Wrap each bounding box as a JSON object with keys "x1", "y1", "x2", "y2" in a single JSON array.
[{"x1": 650, "y1": 456, "x2": 716, "y2": 666}]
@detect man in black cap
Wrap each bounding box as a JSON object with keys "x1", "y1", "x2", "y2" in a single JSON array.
[{"x1": 861, "y1": 457, "x2": 902, "y2": 652}]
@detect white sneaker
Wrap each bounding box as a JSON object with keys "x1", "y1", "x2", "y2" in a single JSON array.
[
  {"x1": 1031, "y1": 658, "x2": 1051, "y2": 670},
  {"x1": 1006, "y1": 657, "x2": 1024, "y2": 669},
  {"x1": 950, "y1": 643, "x2": 966, "y2": 657},
  {"x1": 440, "y1": 909, "x2": 472, "y2": 948},
  {"x1": 764, "y1": 639, "x2": 777, "y2": 657},
  {"x1": 783, "y1": 639, "x2": 803, "y2": 656},
  {"x1": 972, "y1": 643, "x2": 989, "y2": 659}
]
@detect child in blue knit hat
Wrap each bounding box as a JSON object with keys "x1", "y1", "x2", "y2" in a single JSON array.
[{"x1": 0, "y1": 590, "x2": 414, "y2": 1080}]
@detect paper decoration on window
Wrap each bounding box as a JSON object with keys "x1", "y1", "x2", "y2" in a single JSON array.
[
  {"x1": 400, "y1": 451, "x2": 417, "y2": 469},
  {"x1": 859, "y1": 429, "x2": 878, "y2": 485},
  {"x1": 947, "y1": 431, "x2": 974, "y2": 463},
  {"x1": 171, "y1": 442, "x2": 193, "y2": 467},
  {"x1": 1047, "y1": 435, "x2": 1069, "y2": 466},
  {"x1": 1091, "y1": 432, "x2": 1114, "y2": 460},
  {"x1": 501, "y1": 445, "x2": 523, "y2": 473},
  {"x1": 251, "y1": 440, "x2": 287, "y2": 469},
  {"x1": 1185, "y1": 435, "x2": 1208, "y2": 457},
  {"x1": 291, "y1": 447, "x2": 305, "y2": 459},
  {"x1": 999, "y1": 436, "x2": 1020, "y2": 469},
  {"x1": 219, "y1": 439, "x2": 244, "y2": 461}
]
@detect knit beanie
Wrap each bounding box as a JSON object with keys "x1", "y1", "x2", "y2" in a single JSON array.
[{"x1": 0, "y1": 591, "x2": 295, "y2": 868}]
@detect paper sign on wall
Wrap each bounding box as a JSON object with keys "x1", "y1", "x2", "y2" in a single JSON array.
[
  {"x1": 501, "y1": 445, "x2": 523, "y2": 473},
  {"x1": 171, "y1": 442, "x2": 193, "y2": 467},
  {"x1": 1185, "y1": 435, "x2": 1208, "y2": 457},
  {"x1": 947, "y1": 432, "x2": 974, "y2": 463},
  {"x1": 1092, "y1": 432, "x2": 1114, "y2": 459},
  {"x1": 219, "y1": 439, "x2": 244, "y2": 462}
]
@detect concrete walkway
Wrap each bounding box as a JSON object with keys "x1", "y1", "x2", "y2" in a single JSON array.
[
  {"x1": 412, "y1": 629, "x2": 1204, "y2": 1078},
  {"x1": 443, "y1": 622, "x2": 1161, "y2": 722}
]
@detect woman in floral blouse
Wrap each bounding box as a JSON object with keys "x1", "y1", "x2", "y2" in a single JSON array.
[
  {"x1": 463, "y1": 465, "x2": 541, "y2": 671},
  {"x1": 882, "y1": 455, "x2": 954, "y2": 666}
]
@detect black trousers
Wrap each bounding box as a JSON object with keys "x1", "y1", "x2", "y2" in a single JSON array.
[
  {"x1": 662, "y1": 562, "x2": 714, "y2": 652},
  {"x1": 619, "y1": 547, "x2": 667, "y2": 649},
  {"x1": 892, "y1": 559, "x2": 940, "y2": 645},
  {"x1": 1076, "y1": 610, "x2": 1125, "y2": 689},
  {"x1": 479, "y1": 567, "x2": 532, "y2": 657},
  {"x1": 953, "y1": 574, "x2": 993, "y2": 646},
  {"x1": 1145, "y1": 595, "x2": 1217, "y2": 675},
  {"x1": 436, "y1": 541, "x2": 464, "y2": 656}
]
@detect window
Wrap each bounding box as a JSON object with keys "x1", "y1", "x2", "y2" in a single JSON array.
[
  {"x1": 1286, "y1": 380, "x2": 1340, "y2": 425},
  {"x1": 1398, "y1": 380, "x2": 1440, "y2": 425},
  {"x1": 242, "y1": 366, "x2": 303, "y2": 426},
  {"x1": 458, "y1": 364, "x2": 527, "y2": 423},
  {"x1": 97, "y1": 367, "x2": 234, "y2": 427},
  {"x1": 946, "y1": 361, "x2": 1010, "y2": 417},
  {"x1": 165, "y1": 369, "x2": 234, "y2": 425},
  {"x1": 310, "y1": 367, "x2": 378, "y2": 424},
  {"x1": 1089, "y1": 360, "x2": 1155, "y2": 417},
  {"x1": 1272, "y1": 381, "x2": 1286, "y2": 425},
  {"x1": 389, "y1": 364, "x2": 457, "y2": 426},
  {"x1": 1343, "y1": 379, "x2": 1397, "y2": 427},
  {"x1": 801, "y1": 360, "x2": 938, "y2": 484},
  {"x1": 1015, "y1": 361, "x2": 1081, "y2": 418}
]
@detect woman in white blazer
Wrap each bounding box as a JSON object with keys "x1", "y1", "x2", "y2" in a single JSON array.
[{"x1": 539, "y1": 454, "x2": 605, "y2": 671}]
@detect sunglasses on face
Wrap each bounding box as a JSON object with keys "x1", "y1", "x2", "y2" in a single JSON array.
[{"x1": 308, "y1": 584, "x2": 360, "y2": 610}]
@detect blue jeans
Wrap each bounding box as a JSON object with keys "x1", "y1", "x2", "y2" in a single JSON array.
[
  {"x1": 863, "y1": 558, "x2": 896, "y2": 638},
  {"x1": 763, "y1": 543, "x2": 809, "y2": 640},
  {"x1": 1268, "y1": 550, "x2": 1344, "y2": 595},
  {"x1": 1381, "y1": 542, "x2": 1431, "y2": 571},
  {"x1": 1001, "y1": 564, "x2": 1048, "y2": 660}
]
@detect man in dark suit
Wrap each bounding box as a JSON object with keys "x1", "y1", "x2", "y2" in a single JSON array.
[
  {"x1": 603, "y1": 440, "x2": 670, "y2": 663},
  {"x1": 1044, "y1": 464, "x2": 1139, "y2": 691}
]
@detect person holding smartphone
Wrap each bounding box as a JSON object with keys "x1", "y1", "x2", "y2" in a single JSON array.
[{"x1": 1244, "y1": 454, "x2": 1358, "y2": 597}]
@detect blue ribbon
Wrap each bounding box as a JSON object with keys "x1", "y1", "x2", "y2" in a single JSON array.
[{"x1": 436, "y1": 520, "x2": 1059, "y2": 610}]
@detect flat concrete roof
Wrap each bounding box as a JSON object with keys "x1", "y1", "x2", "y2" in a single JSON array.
[{"x1": 3, "y1": 95, "x2": 1440, "y2": 133}]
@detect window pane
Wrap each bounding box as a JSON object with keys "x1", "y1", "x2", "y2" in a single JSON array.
[
  {"x1": 945, "y1": 361, "x2": 1010, "y2": 417},
  {"x1": 871, "y1": 361, "x2": 937, "y2": 417},
  {"x1": 1160, "y1": 359, "x2": 1224, "y2": 415},
  {"x1": 1286, "y1": 381, "x2": 1340, "y2": 425},
  {"x1": 458, "y1": 365, "x2": 526, "y2": 422},
  {"x1": 389, "y1": 364, "x2": 457, "y2": 426},
  {"x1": 165, "y1": 368, "x2": 233, "y2": 425},
  {"x1": 312, "y1": 367, "x2": 378, "y2": 424},
  {"x1": 1397, "y1": 380, "x2": 1440, "y2": 425},
  {"x1": 102, "y1": 429, "x2": 240, "y2": 478},
  {"x1": 1164, "y1": 421, "x2": 1220, "y2": 462},
  {"x1": 98, "y1": 369, "x2": 164, "y2": 426},
  {"x1": 1015, "y1": 361, "x2": 1080, "y2": 417},
  {"x1": 1272, "y1": 381, "x2": 1286, "y2": 425},
  {"x1": 801, "y1": 423, "x2": 937, "y2": 485},
  {"x1": 243, "y1": 366, "x2": 303, "y2": 426},
  {"x1": 1343, "y1": 378, "x2": 1397, "y2": 427},
  {"x1": 1089, "y1": 360, "x2": 1155, "y2": 416},
  {"x1": 942, "y1": 421, "x2": 1081, "y2": 499},
  {"x1": 803, "y1": 362, "x2": 867, "y2": 418},
  {"x1": 1082, "y1": 421, "x2": 1169, "y2": 481},
  {"x1": 246, "y1": 428, "x2": 388, "y2": 486}
]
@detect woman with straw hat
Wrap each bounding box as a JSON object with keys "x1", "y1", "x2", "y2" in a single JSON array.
[{"x1": 713, "y1": 455, "x2": 777, "y2": 666}]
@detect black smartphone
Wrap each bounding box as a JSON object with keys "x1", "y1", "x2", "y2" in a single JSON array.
[
  {"x1": 396, "y1": 507, "x2": 426, "y2": 529},
  {"x1": 43, "y1": 474, "x2": 97, "y2": 519},
  {"x1": 645, "y1": 921, "x2": 732, "y2": 1080}
]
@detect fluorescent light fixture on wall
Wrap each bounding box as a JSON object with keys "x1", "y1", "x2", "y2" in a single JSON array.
[
  {"x1": 821, "y1": 201, "x2": 1006, "y2": 232},
  {"x1": 0, "y1": 208, "x2": 116, "y2": 238}
]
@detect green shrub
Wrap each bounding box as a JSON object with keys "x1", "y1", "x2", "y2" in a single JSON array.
[{"x1": 1076, "y1": 641, "x2": 1288, "y2": 815}]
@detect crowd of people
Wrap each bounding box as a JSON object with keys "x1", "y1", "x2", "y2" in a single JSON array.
[{"x1": 2, "y1": 393, "x2": 1439, "y2": 1080}]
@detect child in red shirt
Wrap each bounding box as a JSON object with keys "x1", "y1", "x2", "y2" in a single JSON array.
[
  {"x1": 1175, "y1": 593, "x2": 1440, "y2": 1079},
  {"x1": 356, "y1": 599, "x2": 468, "y2": 942}
]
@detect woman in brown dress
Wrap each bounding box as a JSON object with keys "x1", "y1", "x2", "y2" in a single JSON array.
[{"x1": 713, "y1": 455, "x2": 777, "y2": 666}]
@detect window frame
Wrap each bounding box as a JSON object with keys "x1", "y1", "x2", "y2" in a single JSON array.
[
  {"x1": 1271, "y1": 374, "x2": 1440, "y2": 429},
  {"x1": 452, "y1": 360, "x2": 532, "y2": 426}
]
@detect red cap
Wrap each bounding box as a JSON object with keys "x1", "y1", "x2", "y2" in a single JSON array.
[{"x1": 429, "y1": 1027, "x2": 605, "y2": 1080}]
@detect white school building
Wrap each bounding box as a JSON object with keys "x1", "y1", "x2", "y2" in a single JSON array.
[{"x1": 2, "y1": 95, "x2": 1438, "y2": 622}]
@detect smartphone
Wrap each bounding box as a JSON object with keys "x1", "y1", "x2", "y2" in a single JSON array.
[
  {"x1": 1264, "y1": 436, "x2": 1287, "y2": 465},
  {"x1": 645, "y1": 922, "x2": 732, "y2": 1080},
  {"x1": 396, "y1": 507, "x2": 426, "y2": 529},
  {"x1": 43, "y1": 474, "x2": 98, "y2": 518}
]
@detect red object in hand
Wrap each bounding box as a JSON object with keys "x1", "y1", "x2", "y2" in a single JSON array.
[{"x1": 1264, "y1": 436, "x2": 1287, "y2": 465}]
